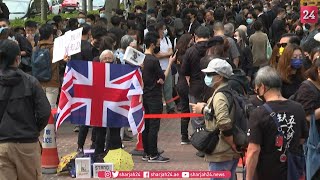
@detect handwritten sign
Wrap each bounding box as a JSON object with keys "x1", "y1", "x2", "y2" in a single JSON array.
[
  {"x1": 66, "y1": 27, "x2": 83, "y2": 55},
  {"x1": 300, "y1": 6, "x2": 318, "y2": 24},
  {"x1": 52, "y1": 28, "x2": 83, "y2": 63},
  {"x1": 123, "y1": 46, "x2": 145, "y2": 66}
]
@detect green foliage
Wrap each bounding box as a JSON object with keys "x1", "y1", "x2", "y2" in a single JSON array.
[{"x1": 10, "y1": 10, "x2": 99, "y2": 27}]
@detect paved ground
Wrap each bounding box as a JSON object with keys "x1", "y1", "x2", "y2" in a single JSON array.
[{"x1": 43, "y1": 117, "x2": 244, "y2": 180}]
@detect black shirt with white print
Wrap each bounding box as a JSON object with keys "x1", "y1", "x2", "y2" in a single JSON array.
[{"x1": 248, "y1": 100, "x2": 308, "y2": 180}]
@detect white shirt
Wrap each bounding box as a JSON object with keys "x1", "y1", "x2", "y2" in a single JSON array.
[{"x1": 159, "y1": 36, "x2": 172, "y2": 70}]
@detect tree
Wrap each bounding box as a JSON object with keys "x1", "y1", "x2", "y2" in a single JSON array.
[
  {"x1": 41, "y1": 0, "x2": 47, "y2": 22},
  {"x1": 88, "y1": 0, "x2": 93, "y2": 11},
  {"x1": 81, "y1": 0, "x2": 87, "y2": 14},
  {"x1": 104, "y1": 0, "x2": 119, "y2": 27}
]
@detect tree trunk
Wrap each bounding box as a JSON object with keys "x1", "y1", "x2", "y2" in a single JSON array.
[
  {"x1": 81, "y1": 0, "x2": 87, "y2": 14},
  {"x1": 41, "y1": 0, "x2": 47, "y2": 22},
  {"x1": 88, "y1": 0, "x2": 93, "y2": 12},
  {"x1": 104, "y1": 0, "x2": 120, "y2": 28},
  {"x1": 147, "y1": 0, "x2": 157, "y2": 10}
]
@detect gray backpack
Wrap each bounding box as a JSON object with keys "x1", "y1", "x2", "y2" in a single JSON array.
[{"x1": 31, "y1": 47, "x2": 52, "y2": 82}]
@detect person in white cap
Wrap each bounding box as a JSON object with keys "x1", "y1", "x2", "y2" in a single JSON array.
[{"x1": 190, "y1": 58, "x2": 240, "y2": 180}]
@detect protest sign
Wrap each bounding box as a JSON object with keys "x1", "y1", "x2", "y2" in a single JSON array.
[
  {"x1": 123, "y1": 46, "x2": 145, "y2": 66},
  {"x1": 52, "y1": 28, "x2": 83, "y2": 63}
]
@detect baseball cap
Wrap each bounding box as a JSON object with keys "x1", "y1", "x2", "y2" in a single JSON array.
[{"x1": 201, "y1": 58, "x2": 233, "y2": 78}]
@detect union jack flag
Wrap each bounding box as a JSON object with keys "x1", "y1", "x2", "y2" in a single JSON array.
[{"x1": 56, "y1": 60, "x2": 144, "y2": 135}]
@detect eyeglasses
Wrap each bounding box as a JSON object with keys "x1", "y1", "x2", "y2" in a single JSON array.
[
  {"x1": 277, "y1": 43, "x2": 288, "y2": 48},
  {"x1": 206, "y1": 72, "x2": 219, "y2": 77}
]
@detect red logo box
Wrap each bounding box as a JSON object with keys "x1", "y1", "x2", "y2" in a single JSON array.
[{"x1": 301, "y1": 6, "x2": 318, "y2": 24}]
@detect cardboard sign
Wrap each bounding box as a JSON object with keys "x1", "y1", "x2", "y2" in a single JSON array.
[
  {"x1": 301, "y1": 6, "x2": 318, "y2": 24},
  {"x1": 52, "y1": 28, "x2": 83, "y2": 63},
  {"x1": 123, "y1": 46, "x2": 145, "y2": 66},
  {"x1": 93, "y1": 163, "x2": 114, "y2": 178},
  {"x1": 52, "y1": 36, "x2": 66, "y2": 63},
  {"x1": 66, "y1": 27, "x2": 83, "y2": 56},
  {"x1": 75, "y1": 158, "x2": 91, "y2": 178}
]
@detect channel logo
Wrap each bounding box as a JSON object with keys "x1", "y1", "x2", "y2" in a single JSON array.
[
  {"x1": 143, "y1": 171, "x2": 150, "y2": 178},
  {"x1": 182, "y1": 172, "x2": 190, "y2": 178}
]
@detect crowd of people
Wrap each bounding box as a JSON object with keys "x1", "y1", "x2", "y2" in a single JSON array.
[{"x1": 0, "y1": 0, "x2": 320, "y2": 179}]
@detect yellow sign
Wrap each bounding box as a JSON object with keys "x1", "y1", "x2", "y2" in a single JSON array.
[{"x1": 300, "y1": 0, "x2": 320, "y2": 6}]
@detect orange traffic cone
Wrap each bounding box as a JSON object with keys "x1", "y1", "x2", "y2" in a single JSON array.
[
  {"x1": 41, "y1": 110, "x2": 59, "y2": 174},
  {"x1": 130, "y1": 133, "x2": 144, "y2": 156}
]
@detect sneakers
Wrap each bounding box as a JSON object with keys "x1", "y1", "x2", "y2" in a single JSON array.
[
  {"x1": 148, "y1": 155, "x2": 170, "y2": 163},
  {"x1": 73, "y1": 126, "x2": 80, "y2": 132},
  {"x1": 181, "y1": 138, "x2": 191, "y2": 145},
  {"x1": 142, "y1": 154, "x2": 150, "y2": 161},
  {"x1": 76, "y1": 147, "x2": 84, "y2": 157}
]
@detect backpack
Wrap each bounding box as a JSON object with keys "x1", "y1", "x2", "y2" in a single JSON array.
[
  {"x1": 31, "y1": 47, "x2": 52, "y2": 82},
  {"x1": 228, "y1": 69, "x2": 252, "y2": 95},
  {"x1": 216, "y1": 86, "x2": 255, "y2": 150}
]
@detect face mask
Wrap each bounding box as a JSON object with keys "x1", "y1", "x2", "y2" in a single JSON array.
[
  {"x1": 257, "y1": 87, "x2": 266, "y2": 102},
  {"x1": 204, "y1": 75, "x2": 213, "y2": 87},
  {"x1": 234, "y1": 36, "x2": 240, "y2": 42},
  {"x1": 154, "y1": 46, "x2": 160, "y2": 54},
  {"x1": 86, "y1": 22, "x2": 92, "y2": 26},
  {"x1": 100, "y1": 13, "x2": 107, "y2": 18},
  {"x1": 246, "y1": 18, "x2": 253, "y2": 25},
  {"x1": 163, "y1": 29, "x2": 168, "y2": 36},
  {"x1": 295, "y1": 30, "x2": 304, "y2": 36},
  {"x1": 287, "y1": 10, "x2": 291, "y2": 14},
  {"x1": 263, "y1": 7, "x2": 268, "y2": 12},
  {"x1": 279, "y1": 47, "x2": 285, "y2": 56},
  {"x1": 78, "y1": 18, "x2": 85, "y2": 24},
  {"x1": 8, "y1": 36, "x2": 15, "y2": 41},
  {"x1": 291, "y1": 59, "x2": 303, "y2": 69}
]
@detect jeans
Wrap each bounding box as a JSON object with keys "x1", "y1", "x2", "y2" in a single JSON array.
[
  {"x1": 42, "y1": 87, "x2": 59, "y2": 108},
  {"x1": 142, "y1": 98, "x2": 163, "y2": 157},
  {"x1": 189, "y1": 95, "x2": 205, "y2": 131},
  {"x1": 163, "y1": 70, "x2": 175, "y2": 111},
  {"x1": 77, "y1": 125, "x2": 96, "y2": 149},
  {"x1": 177, "y1": 78, "x2": 190, "y2": 139},
  {"x1": 209, "y1": 159, "x2": 239, "y2": 180}
]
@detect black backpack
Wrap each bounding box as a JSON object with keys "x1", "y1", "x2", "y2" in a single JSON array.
[
  {"x1": 31, "y1": 47, "x2": 52, "y2": 82},
  {"x1": 216, "y1": 86, "x2": 255, "y2": 149}
]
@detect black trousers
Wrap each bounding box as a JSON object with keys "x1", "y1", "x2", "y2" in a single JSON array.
[
  {"x1": 177, "y1": 78, "x2": 190, "y2": 139},
  {"x1": 94, "y1": 127, "x2": 122, "y2": 155},
  {"x1": 77, "y1": 125, "x2": 96, "y2": 148},
  {"x1": 142, "y1": 98, "x2": 163, "y2": 157}
]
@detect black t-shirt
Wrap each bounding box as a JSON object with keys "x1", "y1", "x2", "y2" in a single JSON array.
[
  {"x1": 281, "y1": 75, "x2": 304, "y2": 99},
  {"x1": 71, "y1": 40, "x2": 94, "y2": 61},
  {"x1": 295, "y1": 80, "x2": 320, "y2": 132},
  {"x1": 142, "y1": 54, "x2": 165, "y2": 100},
  {"x1": 248, "y1": 100, "x2": 308, "y2": 180}
]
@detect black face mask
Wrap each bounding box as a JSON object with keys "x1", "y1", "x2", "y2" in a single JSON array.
[
  {"x1": 295, "y1": 30, "x2": 304, "y2": 36},
  {"x1": 154, "y1": 46, "x2": 160, "y2": 54}
]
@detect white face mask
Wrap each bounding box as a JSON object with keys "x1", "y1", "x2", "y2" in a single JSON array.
[
  {"x1": 163, "y1": 29, "x2": 168, "y2": 36},
  {"x1": 263, "y1": 7, "x2": 268, "y2": 12},
  {"x1": 234, "y1": 36, "x2": 240, "y2": 42}
]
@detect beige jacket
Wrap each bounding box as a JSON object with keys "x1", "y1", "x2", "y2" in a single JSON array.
[{"x1": 204, "y1": 83, "x2": 240, "y2": 162}]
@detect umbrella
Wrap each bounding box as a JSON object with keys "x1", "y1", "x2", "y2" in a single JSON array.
[
  {"x1": 57, "y1": 152, "x2": 78, "y2": 173},
  {"x1": 103, "y1": 148, "x2": 134, "y2": 171}
]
